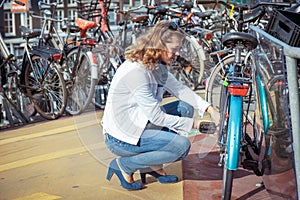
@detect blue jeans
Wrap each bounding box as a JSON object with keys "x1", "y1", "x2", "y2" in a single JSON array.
[{"x1": 105, "y1": 100, "x2": 193, "y2": 175}]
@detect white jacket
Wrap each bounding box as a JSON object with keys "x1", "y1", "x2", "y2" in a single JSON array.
[{"x1": 101, "y1": 60, "x2": 210, "y2": 145}]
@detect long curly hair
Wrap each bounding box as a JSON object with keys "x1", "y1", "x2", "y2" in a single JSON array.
[{"x1": 124, "y1": 21, "x2": 185, "y2": 71}]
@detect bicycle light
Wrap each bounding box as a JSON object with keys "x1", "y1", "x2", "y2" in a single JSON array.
[
  {"x1": 52, "y1": 53, "x2": 62, "y2": 61},
  {"x1": 205, "y1": 32, "x2": 213, "y2": 40},
  {"x1": 228, "y1": 85, "x2": 249, "y2": 96}
]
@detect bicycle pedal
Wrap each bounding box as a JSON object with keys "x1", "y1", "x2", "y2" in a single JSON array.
[{"x1": 199, "y1": 121, "x2": 216, "y2": 134}]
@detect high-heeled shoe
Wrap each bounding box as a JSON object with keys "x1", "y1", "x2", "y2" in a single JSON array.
[
  {"x1": 140, "y1": 168, "x2": 178, "y2": 184},
  {"x1": 106, "y1": 159, "x2": 143, "y2": 190}
]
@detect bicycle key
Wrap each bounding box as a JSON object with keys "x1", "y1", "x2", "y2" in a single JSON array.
[{"x1": 199, "y1": 121, "x2": 216, "y2": 134}]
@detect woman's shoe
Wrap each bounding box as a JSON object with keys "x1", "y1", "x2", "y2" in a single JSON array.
[
  {"x1": 106, "y1": 159, "x2": 143, "y2": 190},
  {"x1": 140, "y1": 168, "x2": 178, "y2": 184}
]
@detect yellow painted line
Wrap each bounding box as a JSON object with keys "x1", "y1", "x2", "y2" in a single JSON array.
[
  {"x1": 13, "y1": 192, "x2": 61, "y2": 200},
  {"x1": 0, "y1": 120, "x2": 100, "y2": 145},
  {"x1": 0, "y1": 143, "x2": 104, "y2": 173},
  {"x1": 101, "y1": 186, "x2": 147, "y2": 200}
]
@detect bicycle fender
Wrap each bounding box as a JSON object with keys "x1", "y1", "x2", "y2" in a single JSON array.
[
  {"x1": 257, "y1": 74, "x2": 269, "y2": 133},
  {"x1": 20, "y1": 55, "x2": 29, "y2": 86},
  {"x1": 227, "y1": 95, "x2": 243, "y2": 170}
]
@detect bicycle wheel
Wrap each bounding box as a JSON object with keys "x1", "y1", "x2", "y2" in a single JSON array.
[
  {"x1": 222, "y1": 166, "x2": 234, "y2": 200},
  {"x1": 267, "y1": 74, "x2": 288, "y2": 128},
  {"x1": 170, "y1": 35, "x2": 205, "y2": 90},
  {"x1": 92, "y1": 46, "x2": 118, "y2": 109},
  {"x1": 24, "y1": 55, "x2": 67, "y2": 120},
  {"x1": 65, "y1": 47, "x2": 97, "y2": 115}
]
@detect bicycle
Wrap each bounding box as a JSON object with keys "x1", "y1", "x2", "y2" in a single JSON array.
[
  {"x1": 0, "y1": 32, "x2": 34, "y2": 127},
  {"x1": 202, "y1": 1, "x2": 291, "y2": 199},
  {"x1": 205, "y1": 0, "x2": 290, "y2": 112},
  {"x1": 32, "y1": 1, "x2": 104, "y2": 115},
  {"x1": 80, "y1": 0, "x2": 124, "y2": 108},
  {"x1": 1, "y1": 26, "x2": 66, "y2": 124},
  {"x1": 19, "y1": 25, "x2": 67, "y2": 120},
  {"x1": 114, "y1": 4, "x2": 151, "y2": 51}
]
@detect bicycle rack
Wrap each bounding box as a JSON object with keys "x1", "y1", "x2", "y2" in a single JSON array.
[{"x1": 0, "y1": 93, "x2": 29, "y2": 128}]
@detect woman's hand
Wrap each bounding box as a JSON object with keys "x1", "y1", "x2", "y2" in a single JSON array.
[
  {"x1": 192, "y1": 119, "x2": 202, "y2": 130},
  {"x1": 192, "y1": 106, "x2": 220, "y2": 132},
  {"x1": 206, "y1": 106, "x2": 220, "y2": 126}
]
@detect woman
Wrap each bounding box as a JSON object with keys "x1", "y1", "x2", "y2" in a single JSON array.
[{"x1": 102, "y1": 21, "x2": 220, "y2": 190}]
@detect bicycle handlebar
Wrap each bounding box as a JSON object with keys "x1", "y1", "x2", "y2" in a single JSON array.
[
  {"x1": 29, "y1": 11, "x2": 67, "y2": 22},
  {"x1": 38, "y1": 0, "x2": 63, "y2": 10},
  {"x1": 196, "y1": 0, "x2": 291, "y2": 11},
  {"x1": 116, "y1": 4, "x2": 152, "y2": 15}
]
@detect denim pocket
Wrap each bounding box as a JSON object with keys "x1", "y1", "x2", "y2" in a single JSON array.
[{"x1": 104, "y1": 133, "x2": 136, "y2": 156}]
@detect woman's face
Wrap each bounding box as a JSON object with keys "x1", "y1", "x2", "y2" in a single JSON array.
[
  {"x1": 160, "y1": 42, "x2": 181, "y2": 65},
  {"x1": 160, "y1": 36, "x2": 182, "y2": 65}
]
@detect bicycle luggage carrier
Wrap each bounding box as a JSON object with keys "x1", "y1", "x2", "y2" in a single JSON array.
[{"x1": 31, "y1": 46, "x2": 61, "y2": 61}]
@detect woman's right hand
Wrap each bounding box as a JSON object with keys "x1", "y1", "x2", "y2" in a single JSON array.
[{"x1": 206, "y1": 106, "x2": 220, "y2": 126}]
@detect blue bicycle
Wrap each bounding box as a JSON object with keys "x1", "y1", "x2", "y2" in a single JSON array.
[
  {"x1": 215, "y1": 30, "x2": 273, "y2": 199},
  {"x1": 201, "y1": 1, "x2": 293, "y2": 198}
]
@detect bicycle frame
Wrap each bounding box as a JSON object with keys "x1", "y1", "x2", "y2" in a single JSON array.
[{"x1": 0, "y1": 33, "x2": 11, "y2": 59}]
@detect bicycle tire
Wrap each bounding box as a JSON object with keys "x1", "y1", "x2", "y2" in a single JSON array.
[
  {"x1": 171, "y1": 35, "x2": 205, "y2": 90},
  {"x1": 65, "y1": 47, "x2": 98, "y2": 115},
  {"x1": 92, "y1": 47, "x2": 118, "y2": 109},
  {"x1": 24, "y1": 55, "x2": 67, "y2": 120},
  {"x1": 222, "y1": 166, "x2": 233, "y2": 200},
  {"x1": 267, "y1": 74, "x2": 288, "y2": 128}
]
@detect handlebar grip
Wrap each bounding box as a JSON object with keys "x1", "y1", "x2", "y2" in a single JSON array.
[
  {"x1": 196, "y1": 0, "x2": 241, "y2": 11},
  {"x1": 262, "y1": 2, "x2": 291, "y2": 8},
  {"x1": 196, "y1": 0, "x2": 216, "y2": 4}
]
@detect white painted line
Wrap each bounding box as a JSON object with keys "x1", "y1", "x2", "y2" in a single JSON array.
[{"x1": 0, "y1": 121, "x2": 100, "y2": 145}]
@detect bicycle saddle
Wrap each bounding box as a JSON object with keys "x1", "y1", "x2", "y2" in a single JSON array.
[
  {"x1": 193, "y1": 11, "x2": 214, "y2": 19},
  {"x1": 222, "y1": 32, "x2": 258, "y2": 50},
  {"x1": 75, "y1": 18, "x2": 97, "y2": 38},
  {"x1": 175, "y1": 1, "x2": 193, "y2": 10},
  {"x1": 75, "y1": 18, "x2": 97, "y2": 30},
  {"x1": 149, "y1": 6, "x2": 167, "y2": 15},
  {"x1": 130, "y1": 14, "x2": 149, "y2": 23}
]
